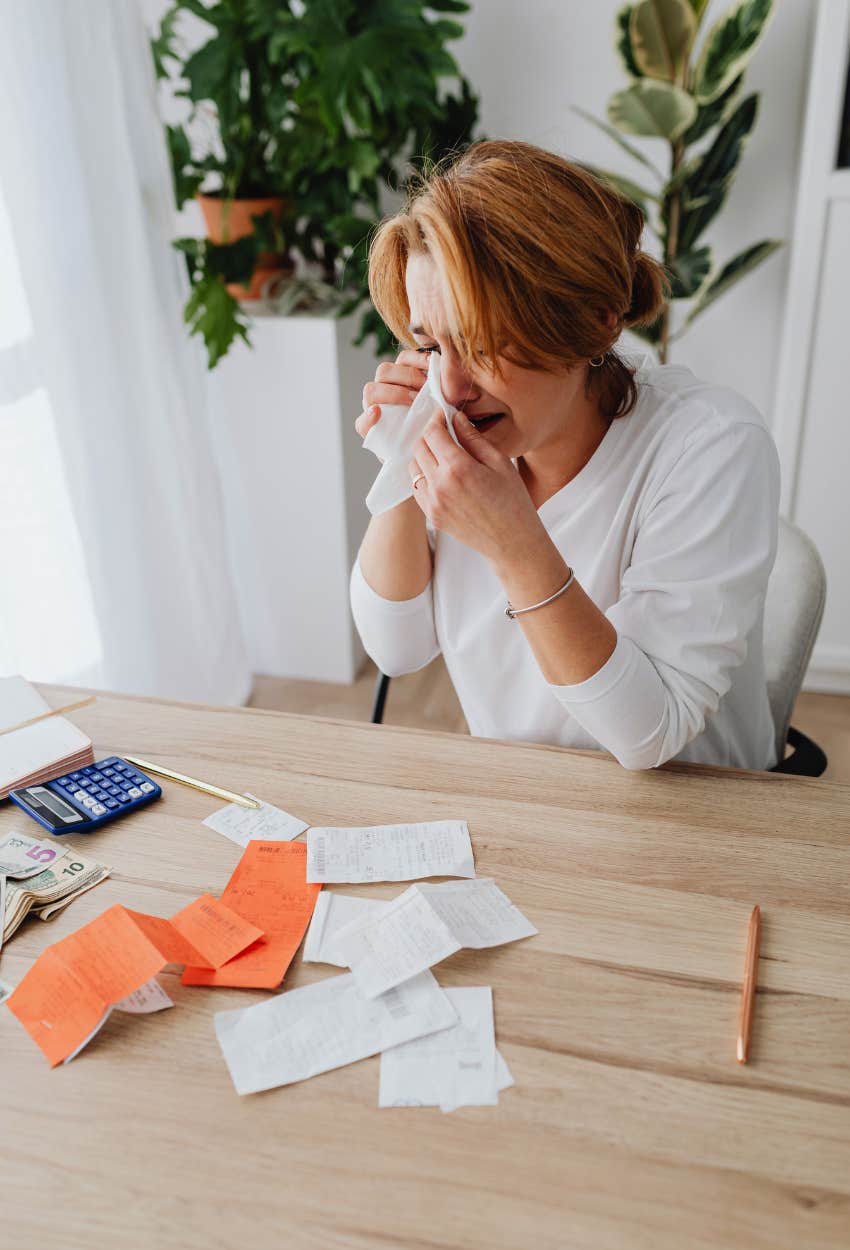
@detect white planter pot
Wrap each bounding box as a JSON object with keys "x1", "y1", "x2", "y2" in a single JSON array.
[{"x1": 207, "y1": 312, "x2": 381, "y2": 683}]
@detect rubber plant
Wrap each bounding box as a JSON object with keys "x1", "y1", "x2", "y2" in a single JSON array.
[
  {"x1": 577, "y1": 0, "x2": 781, "y2": 362},
  {"x1": 151, "y1": 0, "x2": 479, "y2": 368}
]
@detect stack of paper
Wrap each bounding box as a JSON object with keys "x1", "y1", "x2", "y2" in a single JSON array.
[
  {"x1": 379, "y1": 987, "x2": 514, "y2": 1112},
  {"x1": 7, "y1": 895, "x2": 264, "y2": 1065},
  {"x1": 216, "y1": 878, "x2": 536, "y2": 1099},
  {"x1": 1, "y1": 830, "x2": 110, "y2": 952},
  {"x1": 0, "y1": 676, "x2": 93, "y2": 799},
  {"x1": 330, "y1": 879, "x2": 538, "y2": 998},
  {"x1": 215, "y1": 969, "x2": 458, "y2": 1095}
]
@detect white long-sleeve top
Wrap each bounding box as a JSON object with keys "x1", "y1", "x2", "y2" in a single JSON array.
[{"x1": 351, "y1": 356, "x2": 781, "y2": 771}]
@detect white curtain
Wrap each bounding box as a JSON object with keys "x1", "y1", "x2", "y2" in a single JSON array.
[{"x1": 0, "y1": 0, "x2": 251, "y2": 703}]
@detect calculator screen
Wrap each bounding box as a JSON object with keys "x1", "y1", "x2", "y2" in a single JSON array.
[{"x1": 30, "y1": 786, "x2": 84, "y2": 824}]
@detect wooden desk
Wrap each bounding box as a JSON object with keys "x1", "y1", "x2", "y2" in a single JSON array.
[{"x1": 2, "y1": 688, "x2": 849, "y2": 1250}]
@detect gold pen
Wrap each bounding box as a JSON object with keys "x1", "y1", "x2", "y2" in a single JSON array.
[{"x1": 123, "y1": 755, "x2": 260, "y2": 810}]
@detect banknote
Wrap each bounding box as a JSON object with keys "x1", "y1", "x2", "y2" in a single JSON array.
[
  {"x1": 0, "y1": 830, "x2": 66, "y2": 879},
  {"x1": 2, "y1": 843, "x2": 110, "y2": 943}
]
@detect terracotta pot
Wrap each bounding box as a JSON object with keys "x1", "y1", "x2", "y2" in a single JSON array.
[{"x1": 197, "y1": 194, "x2": 294, "y2": 300}]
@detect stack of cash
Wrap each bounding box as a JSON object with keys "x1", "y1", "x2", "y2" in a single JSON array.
[{"x1": 0, "y1": 830, "x2": 110, "y2": 953}]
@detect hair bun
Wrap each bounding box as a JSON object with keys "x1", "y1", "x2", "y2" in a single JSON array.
[{"x1": 624, "y1": 252, "x2": 668, "y2": 327}]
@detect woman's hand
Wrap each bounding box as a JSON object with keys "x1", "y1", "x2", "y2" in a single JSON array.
[
  {"x1": 408, "y1": 411, "x2": 547, "y2": 569},
  {"x1": 354, "y1": 349, "x2": 429, "y2": 450}
]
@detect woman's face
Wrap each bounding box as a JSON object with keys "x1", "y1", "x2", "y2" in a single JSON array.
[{"x1": 405, "y1": 253, "x2": 592, "y2": 462}]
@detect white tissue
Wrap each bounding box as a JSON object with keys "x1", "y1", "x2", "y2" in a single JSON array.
[{"x1": 362, "y1": 352, "x2": 461, "y2": 516}]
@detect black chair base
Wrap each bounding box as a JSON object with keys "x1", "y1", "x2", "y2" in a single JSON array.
[
  {"x1": 771, "y1": 725, "x2": 828, "y2": 777},
  {"x1": 371, "y1": 671, "x2": 391, "y2": 725}
]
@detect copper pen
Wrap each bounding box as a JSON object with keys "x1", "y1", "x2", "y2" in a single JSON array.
[{"x1": 736, "y1": 904, "x2": 761, "y2": 1064}]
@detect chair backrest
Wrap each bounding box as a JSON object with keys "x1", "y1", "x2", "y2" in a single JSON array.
[{"x1": 763, "y1": 517, "x2": 827, "y2": 762}]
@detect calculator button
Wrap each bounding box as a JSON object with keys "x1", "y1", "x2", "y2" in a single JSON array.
[
  {"x1": 94, "y1": 788, "x2": 108, "y2": 799},
  {"x1": 127, "y1": 787, "x2": 142, "y2": 799},
  {"x1": 81, "y1": 781, "x2": 96, "y2": 792},
  {"x1": 90, "y1": 772, "x2": 103, "y2": 782},
  {"x1": 92, "y1": 803, "x2": 106, "y2": 816},
  {"x1": 70, "y1": 771, "x2": 83, "y2": 780},
  {"x1": 81, "y1": 797, "x2": 96, "y2": 809},
  {"x1": 140, "y1": 782, "x2": 155, "y2": 794},
  {"x1": 74, "y1": 790, "x2": 88, "y2": 803},
  {"x1": 103, "y1": 768, "x2": 116, "y2": 779},
  {"x1": 117, "y1": 794, "x2": 132, "y2": 805},
  {"x1": 105, "y1": 799, "x2": 119, "y2": 809},
  {"x1": 108, "y1": 786, "x2": 121, "y2": 797},
  {"x1": 114, "y1": 764, "x2": 129, "y2": 774}
]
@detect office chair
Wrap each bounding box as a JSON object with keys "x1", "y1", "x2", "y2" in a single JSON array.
[{"x1": 372, "y1": 518, "x2": 829, "y2": 776}]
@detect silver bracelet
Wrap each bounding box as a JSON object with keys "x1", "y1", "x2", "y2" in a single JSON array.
[{"x1": 505, "y1": 569, "x2": 576, "y2": 619}]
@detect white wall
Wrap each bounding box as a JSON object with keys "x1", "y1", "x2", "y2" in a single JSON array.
[{"x1": 452, "y1": 0, "x2": 817, "y2": 422}]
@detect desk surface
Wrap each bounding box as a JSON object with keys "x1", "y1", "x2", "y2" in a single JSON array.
[{"x1": 2, "y1": 687, "x2": 850, "y2": 1250}]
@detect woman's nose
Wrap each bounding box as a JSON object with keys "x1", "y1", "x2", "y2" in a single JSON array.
[{"x1": 439, "y1": 354, "x2": 480, "y2": 410}]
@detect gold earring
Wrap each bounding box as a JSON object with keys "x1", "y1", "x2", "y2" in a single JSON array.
[{"x1": 589, "y1": 354, "x2": 605, "y2": 368}]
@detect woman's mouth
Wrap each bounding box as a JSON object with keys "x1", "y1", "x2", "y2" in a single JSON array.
[{"x1": 467, "y1": 412, "x2": 505, "y2": 433}]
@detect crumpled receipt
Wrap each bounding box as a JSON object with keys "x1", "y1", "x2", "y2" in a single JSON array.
[{"x1": 362, "y1": 350, "x2": 461, "y2": 515}]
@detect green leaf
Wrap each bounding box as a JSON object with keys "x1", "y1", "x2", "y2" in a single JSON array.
[
  {"x1": 183, "y1": 33, "x2": 235, "y2": 104},
  {"x1": 694, "y1": 0, "x2": 773, "y2": 104},
  {"x1": 183, "y1": 274, "x2": 250, "y2": 370},
  {"x1": 694, "y1": 93, "x2": 757, "y2": 186},
  {"x1": 572, "y1": 107, "x2": 664, "y2": 179},
  {"x1": 165, "y1": 124, "x2": 203, "y2": 208},
  {"x1": 680, "y1": 73, "x2": 743, "y2": 146},
  {"x1": 582, "y1": 164, "x2": 659, "y2": 214},
  {"x1": 686, "y1": 0, "x2": 711, "y2": 20},
  {"x1": 205, "y1": 235, "x2": 259, "y2": 284},
  {"x1": 683, "y1": 239, "x2": 781, "y2": 324},
  {"x1": 607, "y1": 79, "x2": 697, "y2": 140},
  {"x1": 668, "y1": 245, "x2": 711, "y2": 298},
  {"x1": 615, "y1": 4, "x2": 644, "y2": 77},
  {"x1": 150, "y1": 6, "x2": 180, "y2": 81},
  {"x1": 676, "y1": 94, "x2": 759, "y2": 250},
  {"x1": 630, "y1": 0, "x2": 697, "y2": 84},
  {"x1": 676, "y1": 185, "x2": 727, "y2": 253}
]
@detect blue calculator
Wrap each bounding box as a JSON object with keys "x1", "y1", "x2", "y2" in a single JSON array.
[{"x1": 9, "y1": 756, "x2": 162, "y2": 835}]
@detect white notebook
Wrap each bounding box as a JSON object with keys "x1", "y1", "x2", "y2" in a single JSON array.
[{"x1": 0, "y1": 677, "x2": 94, "y2": 799}]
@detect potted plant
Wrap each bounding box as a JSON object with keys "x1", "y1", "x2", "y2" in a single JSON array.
[
  {"x1": 151, "y1": 0, "x2": 480, "y2": 367},
  {"x1": 576, "y1": 0, "x2": 781, "y2": 362}
]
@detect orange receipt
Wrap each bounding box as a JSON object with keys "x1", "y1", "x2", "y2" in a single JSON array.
[
  {"x1": 7, "y1": 896, "x2": 263, "y2": 1066},
  {"x1": 182, "y1": 841, "x2": 321, "y2": 989}
]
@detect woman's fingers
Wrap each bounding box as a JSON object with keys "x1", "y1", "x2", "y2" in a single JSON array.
[
  {"x1": 362, "y1": 380, "x2": 422, "y2": 410},
  {"x1": 396, "y1": 347, "x2": 431, "y2": 373},
  {"x1": 376, "y1": 360, "x2": 429, "y2": 389},
  {"x1": 359, "y1": 350, "x2": 429, "y2": 417},
  {"x1": 413, "y1": 436, "x2": 438, "y2": 473},
  {"x1": 354, "y1": 405, "x2": 382, "y2": 439}
]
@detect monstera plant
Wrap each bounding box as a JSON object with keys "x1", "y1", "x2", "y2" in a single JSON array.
[
  {"x1": 151, "y1": 0, "x2": 479, "y2": 368},
  {"x1": 578, "y1": 0, "x2": 780, "y2": 362}
]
